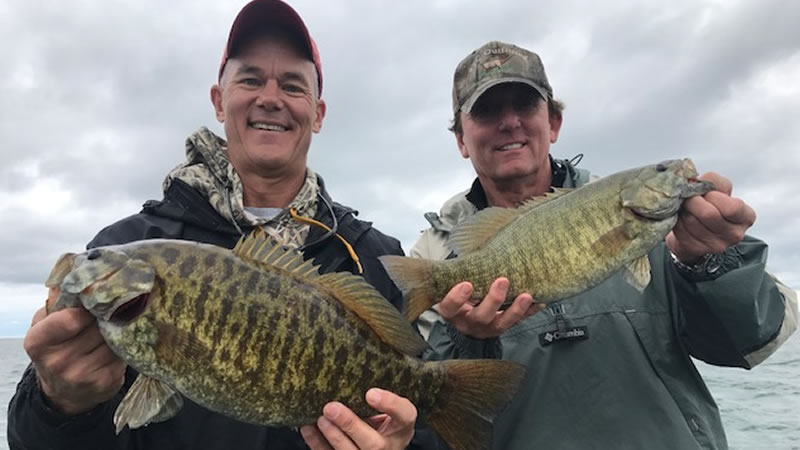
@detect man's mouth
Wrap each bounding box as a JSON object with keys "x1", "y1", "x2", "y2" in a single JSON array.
[
  {"x1": 249, "y1": 121, "x2": 288, "y2": 132},
  {"x1": 496, "y1": 141, "x2": 526, "y2": 151}
]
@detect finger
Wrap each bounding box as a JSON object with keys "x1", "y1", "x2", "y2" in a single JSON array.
[
  {"x1": 39, "y1": 308, "x2": 96, "y2": 344},
  {"x1": 320, "y1": 402, "x2": 376, "y2": 450},
  {"x1": 677, "y1": 198, "x2": 749, "y2": 253},
  {"x1": 668, "y1": 218, "x2": 714, "y2": 260},
  {"x1": 31, "y1": 306, "x2": 47, "y2": 327},
  {"x1": 366, "y1": 388, "x2": 417, "y2": 429},
  {"x1": 81, "y1": 340, "x2": 125, "y2": 382},
  {"x1": 300, "y1": 424, "x2": 334, "y2": 450},
  {"x1": 468, "y1": 278, "x2": 510, "y2": 323},
  {"x1": 365, "y1": 413, "x2": 391, "y2": 432},
  {"x1": 698, "y1": 172, "x2": 732, "y2": 196},
  {"x1": 703, "y1": 192, "x2": 756, "y2": 226},
  {"x1": 490, "y1": 293, "x2": 533, "y2": 332},
  {"x1": 317, "y1": 410, "x2": 358, "y2": 450},
  {"x1": 438, "y1": 282, "x2": 473, "y2": 319},
  {"x1": 24, "y1": 309, "x2": 96, "y2": 359},
  {"x1": 527, "y1": 302, "x2": 547, "y2": 316}
]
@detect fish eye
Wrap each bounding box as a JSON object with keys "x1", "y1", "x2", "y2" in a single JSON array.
[
  {"x1": 88, "y1": 249, "x2": 102, "y2": 260},
  {"x1": 656, "y1": 163, "x2": 667, "y2": 172}
]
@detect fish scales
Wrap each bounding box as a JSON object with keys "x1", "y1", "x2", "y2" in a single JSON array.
[
  {"x1": 452, "y1": 170, "x2": 660, "y2": 301},
  {"x1": 117, "y1": 244, "x2": 441, "y2": 424}
]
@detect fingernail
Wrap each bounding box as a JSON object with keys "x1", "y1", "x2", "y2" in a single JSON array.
[
  {"x1": 367, "y1": 388, "x2": 381, "y2": 404},
  {"x1": 461, "y1": 283, "x2": 473, "y2": 295},
  {"x1": 318, "y1": 417, "x2": 332, "y2": 430},
  {"x1": 324, "y1": 402, "x2": 342, "y2": 420}
]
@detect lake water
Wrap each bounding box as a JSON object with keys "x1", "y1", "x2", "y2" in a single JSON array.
[{"x1": 1, "y1": 336, "x2": 798, "y2": 449}]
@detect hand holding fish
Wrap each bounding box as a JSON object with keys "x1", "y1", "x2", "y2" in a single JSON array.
[
  {"x1": 439, "y1": 277, "x2": 544, "y2": 339},
  {"x1": 23, "y1": 302, "x2": 126, "y2": 415},
  {"x1": 666, "y1": 172, "x2": 756, "y2": 264},
  {"x1": 300, "y1": 388, "x2": 416, "y2": 450}
]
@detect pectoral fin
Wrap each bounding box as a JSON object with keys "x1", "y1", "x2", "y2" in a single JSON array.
[
  {"x1": 113, "y1": 374, "x2": 183, "y2": 434},
  {"x1": 623, "y1": 255, "x2": 651, "y2": 292}
]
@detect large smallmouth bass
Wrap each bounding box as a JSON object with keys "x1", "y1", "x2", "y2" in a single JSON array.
[
  {"x1": 380, "y1": 159, "x2": 714, "y2": 321},
  {"x1": 46, "y1": 229, "x2": 524, "y2": 450}
]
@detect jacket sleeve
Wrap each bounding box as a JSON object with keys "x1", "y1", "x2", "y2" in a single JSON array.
[
  {"x1": 8, "y1": 366, "x2": 137, "y2": 450},
  {"x1": 7, "y1": 219, "x2": 157, "y2": 450},
  {"x1": 671, "y1": 235, "x2": 797, "y2": 369},
  {"x1": 410, "y1": 229, "x2": 502, "y2": 361}
]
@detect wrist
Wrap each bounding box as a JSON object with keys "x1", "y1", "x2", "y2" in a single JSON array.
[
  {"x1": 36, "y1": 374, "x2": 97, "y2": 416},
  {"x1": 669, "y1": 247, "x2": 742, "y2": 282}
]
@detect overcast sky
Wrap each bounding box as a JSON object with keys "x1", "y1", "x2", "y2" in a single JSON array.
[{"x1": 1, "y1": 0, "x2": 798, "y2": 337}]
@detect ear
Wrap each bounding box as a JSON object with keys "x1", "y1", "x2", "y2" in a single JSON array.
[
  {"x1": 549, "y1": 112, "x2": 563, "y2": 144},
  {"x1": 455, "y1": 113, "x2": 470, "y2": 159},
  {"x1": 312, "y1": 98, "x2": 326, "y2": 133},
  {"x1": 210, "y1": 84, "x2": 225, "y2": 123},
  {"x1": 456, "y1": 132, "x2": 470, "y2": 159}
]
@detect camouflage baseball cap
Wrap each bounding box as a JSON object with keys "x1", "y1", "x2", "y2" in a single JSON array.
[{"x1": 452, "y1": 41, "x2": 552, "y2": 115}]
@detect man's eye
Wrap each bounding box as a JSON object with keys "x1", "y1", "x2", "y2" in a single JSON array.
[
  {"x1": 283, "y1": 84, "x2": 304, "y2": 94},
  {"x1": 470, "y1": 101, "x2": 499, "y2": 119},
  {"x1": 512, "y1": 93, "x2": 540, "y2": 112},
  {"x1": 513, "y1": 98, "x2": 538, "y2": 113},
  {"x1": 240, "y1": 78, "x2": 261, "y2": 87}
]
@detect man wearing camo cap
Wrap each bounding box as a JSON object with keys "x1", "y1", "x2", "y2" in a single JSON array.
[{"x1": 411, "y1": 40, "x2": 797, "y2": 450}]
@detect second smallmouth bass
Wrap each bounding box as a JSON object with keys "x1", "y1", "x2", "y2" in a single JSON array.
[{"x1": 381, "y1": 159, "x2": 714, "y2": 320}]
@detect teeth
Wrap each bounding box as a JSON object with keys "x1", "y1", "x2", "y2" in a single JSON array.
[
  {"x1": 500, "y1": 143, "x2": 524, "y2": 150},
  {"x1": 251, "y1": 123, "x2": 287, "y2": 131}
]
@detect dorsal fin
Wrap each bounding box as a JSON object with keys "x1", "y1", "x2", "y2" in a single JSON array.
[
  {"x1": 516, "y1": 187, "x2": 573, "y2": 210},
  {"x1": 317, "y1": 272, "x2": 428, "y2": 356},
  {"x1": 234, "y1": 229, "x2": 428, "y2": 356},
  {"x1": 447, "y1": 188, "x2": 573, "y2": 256},
  {"x1": 233, "y1": 228, "x2": 321, "y2": 279}
]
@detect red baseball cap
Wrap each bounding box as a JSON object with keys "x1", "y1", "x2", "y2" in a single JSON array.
[{"x1": 218, "y1": 0, "x2": 323, "y2": 95}]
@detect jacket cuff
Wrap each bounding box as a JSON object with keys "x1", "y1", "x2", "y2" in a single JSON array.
[
  {"x1": 25, "y1": 366, "x2": 112, "y2": 433},
  {"x1": 444, "y1": 322, "x2": 502, "y2": 359},
  {"x1": 670, "y1": 245, "x2": 743, "y2": 283}
]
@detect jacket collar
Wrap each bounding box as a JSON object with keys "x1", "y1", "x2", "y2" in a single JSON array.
[{"x1": 426, "y1": 155, "x2": 591, "y2": 233}]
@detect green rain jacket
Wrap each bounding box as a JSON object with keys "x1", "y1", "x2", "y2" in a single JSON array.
[{"x1": 411, "y1": 157, "x2": 798, "y2": 450}]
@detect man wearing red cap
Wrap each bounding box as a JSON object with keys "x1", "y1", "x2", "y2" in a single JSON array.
[{"x1": 7, "y1": 1, "x2": 444, "y2": 449}]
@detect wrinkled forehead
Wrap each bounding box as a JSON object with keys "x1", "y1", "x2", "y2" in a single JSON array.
[{"x1": 222, "y1": 31, "x2": 318, "y2": 86}]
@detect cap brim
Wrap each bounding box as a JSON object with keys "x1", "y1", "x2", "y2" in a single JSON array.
[{"x1": 460, "y1": 77, "x2": 549, "y2": 114}]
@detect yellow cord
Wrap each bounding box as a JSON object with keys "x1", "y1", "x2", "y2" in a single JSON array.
[{"x1": 289, "y1": 208, "x2": 363, "y2": 274}]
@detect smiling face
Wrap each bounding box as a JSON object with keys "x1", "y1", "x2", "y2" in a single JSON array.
[
  {"x1": 210, "y1": 32, "x2": 326, "y2": 183},
  {"x1": 457, "y1": 83, "x2": 561, "y2": 194}
]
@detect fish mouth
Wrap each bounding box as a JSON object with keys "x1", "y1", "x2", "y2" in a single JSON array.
[
  {"x1": 682, "y1": 178, "x2": 715, "y2": 198},
  {"x1": 108, "y1": 293, "x2": 151, "y2": 325},
  {"x1": 628, "y1": 205, "x2": 678, "y2": 222}
]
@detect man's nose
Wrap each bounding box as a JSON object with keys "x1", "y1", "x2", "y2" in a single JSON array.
[
  {"x1": 497, "y1": 105, "x2": 521, "y2": 130},
  {"x1": 255, "y1": 80, "x2": 284, "y2": 110}
]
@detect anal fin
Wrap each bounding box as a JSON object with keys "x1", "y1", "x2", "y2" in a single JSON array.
[{"x1": 113, "y1": 374, "x2": 183, "y2": 434}]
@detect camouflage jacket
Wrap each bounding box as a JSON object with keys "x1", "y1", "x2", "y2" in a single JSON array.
[{"x1": 411, "y1": 157, "x2": 797, "y2": 450}]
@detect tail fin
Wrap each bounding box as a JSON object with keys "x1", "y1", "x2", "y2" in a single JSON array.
[
  {"x1": 378, "y1": 255, "x2": 436, "y2": 322},
  {"x1": 426, "y1": 359, "x2": 526, "y2": 450}
]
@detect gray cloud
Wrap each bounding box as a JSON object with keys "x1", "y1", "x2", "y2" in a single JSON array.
[{"x1": 1, "y1": 0, "x2": 798, "y2": 337}]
